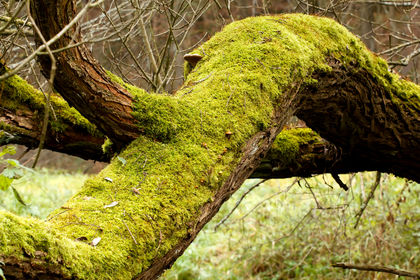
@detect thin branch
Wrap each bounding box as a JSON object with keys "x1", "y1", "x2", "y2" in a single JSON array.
[
  {"x1": 332, "y1": 263, "x2": 420, "y2": 279},
  {"x1": 353, "y1": 172, "x2": 381, "y2": 229},
  {"x1": 234, "y1": 179, "x2": 298, "y2": 223},
  {"x1": 26, "y1": 0, "x2": 56, "y2": 168},
  {"x1": 0, "y1": 0, "x2": 104, "y2": 81},
  {"x1": 214, "y1": 179, "x2": 267, "y2": 231}
]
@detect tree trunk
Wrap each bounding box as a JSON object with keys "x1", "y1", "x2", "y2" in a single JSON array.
[{"x1": 0, "y1": 5, "x2": 419, "y2": 280}]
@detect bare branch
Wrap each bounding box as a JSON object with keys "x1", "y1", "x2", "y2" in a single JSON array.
[{"x1": 332, "y1": 262, "x2": 420, "y2": 278}]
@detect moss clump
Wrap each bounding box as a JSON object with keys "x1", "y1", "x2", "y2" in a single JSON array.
[
  {"x1": 0, "y1": 66, "x2": 100, "y2": 136},
  {"x1": 1, "y1": 14, "x2": 419, "y2": 279},
  {"x1": 101, "y1": 137, "x2": 113, "y2": 155},
  {"x1": 269, "y1": 128, "x2": 321, "y2": 165}
]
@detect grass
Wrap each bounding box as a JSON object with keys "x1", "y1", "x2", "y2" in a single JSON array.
[
  {"x1": 0, "y1": 170, "x2": 418, "y2": 279},
  {"x1": 0, "y1": 168, "x2": 87, "y2": 219},
  {"x1": 161, "y1": 173, "x2": 419, "y2": 280}
]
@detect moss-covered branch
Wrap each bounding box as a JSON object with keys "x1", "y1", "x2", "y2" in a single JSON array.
[
  {"x1": 1, "y1": 10, "x2": 419, "y2": 280},
  {"x1": 252, "y1": 127, "x2": 385, "y2": 179},
  {"x1": 0, "y1": 63, "x2": 370, "y2": 175},
  {"x1": 0, "y1": 62, "x2": 109, "y2": 161}
]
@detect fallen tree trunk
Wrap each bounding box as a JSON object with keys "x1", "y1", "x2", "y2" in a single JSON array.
[{"x1": 0, "y1": 6, "x2": 419, "y2": 280}]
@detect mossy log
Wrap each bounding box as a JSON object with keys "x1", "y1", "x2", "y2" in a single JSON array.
[
  {"x1": 0, "y1": 64, "x2": 350, "y2": 178},
  {"x1": 0, "y1": 0, "x2": 419, "y2": 278},
  {"x1": 0, "y1": 62, "x2": 108, "y2": 161}
]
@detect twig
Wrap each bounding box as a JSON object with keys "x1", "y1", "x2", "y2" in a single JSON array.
[
  {"x1": 332, "y1": 173, "x2": 349, "y2": 191},
  {"x1": 353, "y1": 172, "x2": 381, "y2": 229},
  {"x1": 26, "y1": 0, "x2": 56, "y2": 168},
  {"x1": 273, "y1": 208, "x2": 312, "y2": 242},
  {"x1": 235, "y1": 179, "x2": 298, "y2": 223},
  {"x1": 332, "y1": 263, "x2": 420, "y2": 279},
  {"x1": 0, "y1": 0, "x2": 105, "y2": 81},
  {"x1": 214, "y1": 179, "x2": 267, "y2": 231},
  {"x1": 122, "y1": 219, "x2": 138, "y2": 245}
]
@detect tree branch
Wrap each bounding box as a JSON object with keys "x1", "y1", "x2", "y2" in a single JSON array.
[
  {"x1": 0, "y1": 61, "x2": 109, "y2": 161},
  {"x1": 30, "y1": 0, "x2": 141, "y2": 149},
  {"x1": 332, "y1": 262, "x2": 420, "y2": 279}
]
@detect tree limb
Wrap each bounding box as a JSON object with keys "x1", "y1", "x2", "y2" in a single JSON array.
[{"x1": 0, "y1": 61, "x2": 109, "y2": 161}]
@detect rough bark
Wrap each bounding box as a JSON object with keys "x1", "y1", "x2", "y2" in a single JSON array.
[
  {"x1": 296, "y1": 58, "x2": 420, "y2": 182},
  {"x1": 252, "y1": 128, "x2": 359, "y2": 178},
  {"x1": 0, "y1": 9, "x2": 419, "y2": 280},
  {"x1": 30, "y1": 0, "x2": 141, "y2": 149}
]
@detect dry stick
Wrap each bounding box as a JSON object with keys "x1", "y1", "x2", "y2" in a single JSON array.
[
  {"x1": 332, "y1": 263, "x2": 420, "y2": 279},
  {"x1": 353, "y1": 172, "x2": 381, "y2": 229},
  {"x1": 332, "y1": 172, "x2": 349, "y2": 191},
  {"x1": 214, "y1": 179, "x2": 267, "y2": 231},
  {"x1": 122, "y1": 219, "x2": 138, "y2": 245}
]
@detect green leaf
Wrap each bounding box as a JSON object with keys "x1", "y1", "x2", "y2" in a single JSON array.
[
  {"x1": 0, "y1": 145, "x2": 16, "y2": 158},
  {"x1": 12, "y1": 186, "x2": 27, "y2": 206},
  {"x1": 117, "y1": 156, "x2": 127, "y2": 166},
  {"x1": 0, "y1": 175, "x2": 13, "y2": 191},
  {"x1": 6, "y1": 159, "x2": 18, "y2": 167},
  {"x1": 2, "y1": 168, "x2": 23, "y2": 179}
]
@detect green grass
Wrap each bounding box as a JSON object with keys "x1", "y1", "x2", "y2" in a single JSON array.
[
  {"x1": 0, "y1": 171, "x2": 418, "y2": 279},
  {"x1": 161, "y1": 173, "x2": 419, "y2": 280},
  {"x1": 0, "y1": 168, "x2": 87, "y2": 219}
]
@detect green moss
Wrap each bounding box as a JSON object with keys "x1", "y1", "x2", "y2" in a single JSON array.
[
  {"x1": 269, "y1": 128, "x2": 321, "y2": 165},
  {"x1": 0, "y1": 67, "x2": 100, "y2": 136},
  {"x1": 1, "y1": 14, "x2": 419, "y2": 279},
  {"x1": 101, "y1": 137, "x2": 113, "y2": 155}
]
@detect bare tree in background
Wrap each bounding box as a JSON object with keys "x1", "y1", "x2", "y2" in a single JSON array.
[{"x1": 1, "y1": 0, "x2": 419, "y2": 91}]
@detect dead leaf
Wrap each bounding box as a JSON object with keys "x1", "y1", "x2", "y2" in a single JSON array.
[
  {"x1": 104, "y1": 201, "x2": 119, "y2": 208},
  {"x1": 91, "y1": 237, "x2": 101, "y2": 246}
]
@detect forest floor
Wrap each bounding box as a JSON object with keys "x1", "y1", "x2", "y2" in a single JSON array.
[{"x1": 1, "y1": 169, "x2": 418, "y2": 280}]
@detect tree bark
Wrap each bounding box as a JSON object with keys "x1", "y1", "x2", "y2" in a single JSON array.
[
  {"x1": 29, "y1": 0, "x2": 141, "y2": 149},
  {"x1": 296, "y1": 58, "x2": 420, "y2": 182},
  {"x1": 0, "y1": 8, "x2": 419, "y2": 280}
]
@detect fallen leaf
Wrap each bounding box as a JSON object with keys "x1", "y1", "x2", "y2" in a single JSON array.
[
  {"x1": 91, "y1": 237, "x2": 101, "y2": 246},
  {"x1": 104, "y1": 201, "x2": 119, "y2": 208},
  {"x1": 104, "y1": 177, "x2": 113, "y2": 182},
  {"x1": 117, "y1": 156, "x2": 127, "y2": 166}
]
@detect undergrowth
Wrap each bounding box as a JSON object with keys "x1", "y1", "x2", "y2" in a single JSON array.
[
  {"x1": 0, "y1": 169, "x2": 87, "y2": 219},
  {"x1": 0, "y1": 171, "x2": 418, "y2": 279},
  {"x1": 162, "y1": 173, "x2": 419, "y2": 280}
]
